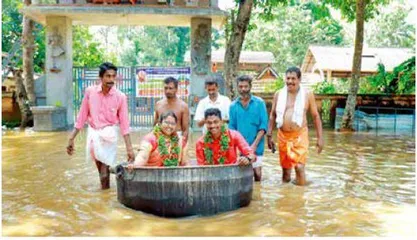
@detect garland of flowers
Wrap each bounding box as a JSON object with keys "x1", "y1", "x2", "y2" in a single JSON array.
[
  {"x1": 153, "y1": 124, "x2": 181, "y2": 167},
  {"x1": 204, "y1": 124, "x2": 230, "y2": 165}
]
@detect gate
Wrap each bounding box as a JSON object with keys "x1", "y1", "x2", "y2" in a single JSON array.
[{"x1": 73, "y1": 66, "x2": 190, "y2": 128}]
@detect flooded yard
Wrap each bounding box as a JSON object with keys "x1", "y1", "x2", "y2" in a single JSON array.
[{"x1": 2, "y1": 129, "x2": 416, "y2": 236}]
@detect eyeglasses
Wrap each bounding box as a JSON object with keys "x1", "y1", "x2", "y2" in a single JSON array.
[{"x1": 161, "y1": 121, "x2": 176, "y2": 127}]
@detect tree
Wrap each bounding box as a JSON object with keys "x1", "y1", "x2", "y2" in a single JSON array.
[
  {"x1": 224, "y1": 0, "x2": 341, "y2": 98},
  {"x1": 365, "y1": 2, "x2": 415, "y2": 48},
  {"x1": 72, "y1": 26, "x2": 110, "y2": 67},
  {"x1": 224, "y1": 0, "x2": 254, "y2": 99},
  {"x1": 360, "y1": 57, "x2": 416, "y2": 94},
  {"x1": 2, "y1": 0, "x2": 45, "y2": 73},
  {"x1": 340, "y1": 0, "x2": 366, "y2": 131},
  {"x1": 118, "y1": 26, "x2": 190, "y2": 66},
  {"x1": 22, "y1": 0, "x2": 36, "y2": 106},
  {"x1": 11, "y1": 68, "x2": 33, "y2": 128},
  {"x1": 243, "y1": 3, "x2": 346, "y2": 72},
  {"x1": 323, "y1": 0, "x2": 389, "y2": 131}
]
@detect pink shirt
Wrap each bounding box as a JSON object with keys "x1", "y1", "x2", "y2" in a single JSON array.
[{"x1": 75, "y1": 84, "x2": 130, "y2": 136}]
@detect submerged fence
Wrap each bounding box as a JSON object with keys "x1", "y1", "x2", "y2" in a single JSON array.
[{"x1": 335, "y1": 107, "x2": 415, "y2": 135}]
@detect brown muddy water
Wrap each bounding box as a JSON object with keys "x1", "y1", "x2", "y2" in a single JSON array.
[{"x1": 2, "y1": 129, "x2": 416, "y2": 237}]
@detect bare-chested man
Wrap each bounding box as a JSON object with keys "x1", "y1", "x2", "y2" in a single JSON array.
[
  {"x1": 267, "y1": 66, "x2": 323, "y2": 186},
  {"x1": 154, "y1": 76, "x2": 190, "y2": 146}
]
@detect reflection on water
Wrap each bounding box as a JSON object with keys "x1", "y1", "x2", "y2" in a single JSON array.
[{"x1": 2, "y1": 129, "x2": 416, "y2": 236}]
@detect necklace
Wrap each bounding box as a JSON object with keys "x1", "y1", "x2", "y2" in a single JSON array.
[
  {"x1": 203, "y1": 124, "x2": 230, "y2": 164},
  {"x1": 153, "y1": 125, "x2": 180, "y2": 167}
]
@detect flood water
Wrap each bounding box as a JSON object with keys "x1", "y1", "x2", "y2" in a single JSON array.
[{"x1": 2, "y1": 129, "x2": 416, "y2": 237}]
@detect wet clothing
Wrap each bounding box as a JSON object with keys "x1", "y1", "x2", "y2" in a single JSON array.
[
  {"x1": 75, "y1": 84, "x2": 130, "y2": 166},
  {"x1": 75, "y1": 84, "x2": 130, "y2": 136},
  {"x1": 278, "y1": 127, "x2": 309, "y2": 169},
  {"x1": 87, "y1": 125, "x2": 118, "y2": 166},
  {"x1": 229, "y1": 95, "x2": 268, "y2": 156}
]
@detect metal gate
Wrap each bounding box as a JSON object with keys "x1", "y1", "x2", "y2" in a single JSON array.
[{"x1": 73, "y1": 66, "x2": 190, "y2": 128}]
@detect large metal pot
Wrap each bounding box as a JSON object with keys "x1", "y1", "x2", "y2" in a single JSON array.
[{"x1": 113, "y1": 164, "x2": 253, "y2": 218}]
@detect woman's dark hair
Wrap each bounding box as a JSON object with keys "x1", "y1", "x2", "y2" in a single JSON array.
[
  {"x1": 99, "y1": 62, "x2": 118, "y2": 78},
  {"x1": 163, "y1": 76, "x2": 179, "y2": 88},
  {"x1": 285, "y1": 66, "x2": 302, "y2": 79},
  {"x1": 159, "y1": 110, "x2": 178, "y2": 123},
  {"x1": 204, "y1": 108, "x2": 222, "y2": 120}
]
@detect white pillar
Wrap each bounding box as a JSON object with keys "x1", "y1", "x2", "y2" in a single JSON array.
[
  {"x1": 190, "y1": 17, "x2": 212, "y2": 99},
  {"x1": 327, "y1": 70, "x2": 332, "y2": 81},
  {"x1": 45, "y1": 16, "x2": 73, "y2": 127}
]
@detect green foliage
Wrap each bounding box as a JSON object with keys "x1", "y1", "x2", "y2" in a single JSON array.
[
  {"x1": 312, "y1": 18, "x2": 345, "y2": 45},
  {"x1": 2, "y1": 0, "x2": 23, "y2": 53},
  {"x1": 365, "y1": 3, "x2": 415, "y2": 48},
  {"x1": 312, "y1": 79, "x2": 349, "y2": 94},
  {"x1": 265, "y1": 77, "x2": 285, "y2": 92},
  {"x1": 2, "y1": 1, "x2": 110, "y2": 71},
  {"x1": 360, "y1": 57, "x2": 415, "y2": 94},
  {"x1": 172, "y1": 27, "x2": 190, "y2": 65},
  {"x1": 54, "y1": 101, "x2": 62, "y2": 107},
  {"x1": 72, "y1": 26, "x2": 108, "y2": 67},
  {"x1": 254, "y1": 0, "x2": 289, "y2": 21},
  {"x1": 244, "y1": 3, "x2": 346, "y2": 72},
  {"x1": 2, "y1": 120, "x2": 20, "y2": 129},
  {"x1": 118, "y1": 26, "x2": 191, "y2": 66},
  {"x1": 313, "y1": 80, "x2": 337, "y2": 94},
  {"x1": 359, "y1": 64, "x2": 391, "y2": 94},
  {"x1": 311, "y1": 58, "x2": 415, "y2": 95},
  {"x1": 2, "y1": 0, "x2": 45, "y2": 72},
  {"x1": 302, "y1": 1, "x2": 331, "y2": 21},
  {"x1": 322, "y1": 0, "x2": 390, "y2": 22},
  {"x1": 395, "y1": 57, "x2": 415, "y2": 94},
  {"x1": 320, "y1": 99, "x2": 331, "y2": 124}
]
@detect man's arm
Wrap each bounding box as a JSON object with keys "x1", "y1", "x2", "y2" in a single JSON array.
[
  {"x1": 181, "y1": 103, "x2": 190, "y2": 145},
  {"x1": 123, "y1": 134, "x2": 134, "y2": 161},
  {"x1": 250, "y1": 130, "x2": 265, "y2": 152},
  {"x1": 234, "y1": 131, "x2": 255, "y2": 165},
  {"x1": 67, "y1": 128, "x2": 80, "y2": 155},
  {"x1": 308, "y1": 91, "x2": 323, "y2": 154},
  {"x1": 266, "y1": 92, "x2": 279, "y2": 151},
  {"x1": 67, "y1": 89, "x2": 90, "y2": 155},
  {"x1": 195, "y1": 140, "x2": 206, "y2": 165},
  {"x1": 197, "y1": 119, "x2": 205, "y2": 127}
]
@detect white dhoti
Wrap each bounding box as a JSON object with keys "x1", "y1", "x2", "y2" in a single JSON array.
[{"x1": 86, "y1": 125, "x2": 119, "y2": 167}]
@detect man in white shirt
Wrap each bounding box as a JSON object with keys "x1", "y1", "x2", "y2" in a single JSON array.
[{"x1": 194, "y1": 77, "x2": 232, "y2": 134}]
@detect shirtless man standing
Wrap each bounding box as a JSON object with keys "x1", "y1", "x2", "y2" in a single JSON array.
[
  {"x1": 154, "y1": 76, "x2": 190, "y2": 146},
  {"x1": 266, "y1": 67, "x2": 323, "y2": 186}
]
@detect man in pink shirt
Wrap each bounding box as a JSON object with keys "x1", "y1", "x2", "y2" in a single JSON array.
[{"x1": 66, "y1": 62, "x2": 134, "y2": 190}]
